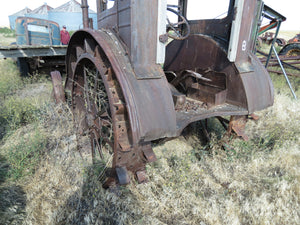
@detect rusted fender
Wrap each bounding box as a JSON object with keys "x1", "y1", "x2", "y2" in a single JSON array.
[
  {"x1": 65, "y1": 29, "x2": 177, "y2": 144},
  {"x1": 237, "y1": 52, "x2": 274, "y2": 113},
  {"x1": 164, "y1": 34, "x2": 274, "y2": 114}
]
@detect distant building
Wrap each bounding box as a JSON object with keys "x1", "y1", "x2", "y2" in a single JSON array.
[
  {"x1": 8, "y1": 0, "x2": 97, "y2": 31},
  {"x1": 26, "y1": 3, "x2": 53, "y2": 20},
  {"x1": 48, "y1": 0, "x2": 97, "y2": 30},
  {"x1": 8, "y1": 7, "x2": 32, "y2": 30}
]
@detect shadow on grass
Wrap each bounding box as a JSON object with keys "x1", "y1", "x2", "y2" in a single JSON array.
[
  {"x1": 0, "y1": 155, "x2": 27, "y2": 224},
  {"x1": 0, "y1": 155, "x2": 9, "y2": 184},
  {"x1": 55, "y1": 166, "x2": 141, "y2": 224},
  {"x1": 0, "y1": 116, "x2": 7, "y2": 141}
]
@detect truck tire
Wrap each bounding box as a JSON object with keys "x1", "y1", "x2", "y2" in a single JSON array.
[{"x1": 17, "y1": 57, "x2": 29, "y2": 77}]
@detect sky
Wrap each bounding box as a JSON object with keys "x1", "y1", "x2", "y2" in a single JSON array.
[{"x1": 0, "y1": 0, "x2": 299, "y2": 31}]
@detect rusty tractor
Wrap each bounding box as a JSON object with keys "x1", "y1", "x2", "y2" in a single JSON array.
[
  {"x1": 279, "y1": 34, "x2": 300, "y2": 56},
  {"x1": 257, "y1": 32, "x2": 286, "y2": 47},
  {"x1": 58, "y1": 0, "x2": 274, "y2": 187},
  {"x1": 256, "y1": 4, "x2": 286, "y2": 50}
]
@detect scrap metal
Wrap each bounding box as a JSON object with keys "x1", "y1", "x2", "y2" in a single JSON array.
[{"x1": 61, "y1": 0, "x2": 275, "y2": 186}]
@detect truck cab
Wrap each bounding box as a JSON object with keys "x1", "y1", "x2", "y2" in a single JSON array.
[{"x1": 15, "y1": 17, "x2": 61, "y2": 45}]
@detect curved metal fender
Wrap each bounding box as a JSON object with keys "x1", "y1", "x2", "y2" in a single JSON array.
[
  {"x1": 65, "y1": 29, "x2": 177, "y2": 144},
  {"x1": 237, "y1": 52, "x2": 274, "y2": 113}
]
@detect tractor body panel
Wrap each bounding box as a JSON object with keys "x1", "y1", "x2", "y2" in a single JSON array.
[
  {"x1": 63, "y1": 0, "x2": 276, "y2": 184},
  {"x1": 68, "y1": 0, "x2": 274, "y2": 143},
  {"x1": 66, "y1": 29, "x2": 177, "y2": 144}
]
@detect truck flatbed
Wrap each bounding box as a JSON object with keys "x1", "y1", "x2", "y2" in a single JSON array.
[{"x1": 0, "y1": 45, "x2": 67, "y2": 59}]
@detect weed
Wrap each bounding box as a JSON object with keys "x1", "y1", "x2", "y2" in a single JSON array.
[
  {"x1": 0, "y1": 59, "x2": 52, "y2": 132},
  {"x1": 0, "y1": 155, "x2": 9, "y2": 184},
  {"x1": 190, "y1": 146, "x2": 210, "y2": 161},
  {"x1": 2, "y1": 127, "x2": 47, "y2": 180},
  {"x1": 0, "y1": 27, "x2": 15, "y2": 36},
  {"x1": 0, "y1": 96, "x2": 43, "y2": 130},
  {"x1": 0, "y1": 59, "x2": 23, "y2": 98}
]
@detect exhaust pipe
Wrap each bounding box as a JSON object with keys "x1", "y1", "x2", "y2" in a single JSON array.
[{"x1": 81, "y1": 0, "x2": 89, "y2": 28}]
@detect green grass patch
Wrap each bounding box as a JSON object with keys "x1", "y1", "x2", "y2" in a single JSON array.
[
  {"x1": 0, "y1": 59, "x2": 23, "y2": 97},
  {"x1": 0, "y1": 96, "x2": 42, "y2": 130},
  {"x1": 0, "y1": 27, "x2": 15, "y2": 37},
  {"x1": 269, "y1": 70, "x2": 300, "y2": 96},
  {"x1": 0, "y1": 155, "x2": 9, "y2": 184},
  {"x1": 0, "y1": 59, "x2": 52, "y2": 132},
  {"x1": 2, "y1": 127, "x2": 47, "y2": 180}
]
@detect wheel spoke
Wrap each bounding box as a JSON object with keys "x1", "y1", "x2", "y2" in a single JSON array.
[
  {"x1": 69, "y1": 40, "x2": 134, "y2": 186},
  {"x1": 81, "y1": 64, "x2": 113, "y2": 160},
  {"x1": 83, "y1": 67, "x2": 92, "y2": 113},
  {"x1": 93, "y1": 70, "x2": 100, "y2": 97},
  {"x1": 92, "y1": 129, "x2": 104, "y2": 159}
]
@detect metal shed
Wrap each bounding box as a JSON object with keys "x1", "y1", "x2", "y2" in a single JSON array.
[
  {"x1": 48, "y1": 0, "x2": 97, "y2": 31},
  {"x1": 26, "y1": 3, "x2": 53, "y2": 20},
  {"x1": 8, "y1": 7, "x2": 32, "y2": 30}
]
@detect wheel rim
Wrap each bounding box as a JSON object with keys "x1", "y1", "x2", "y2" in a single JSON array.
[
  {"x1": 72, "y1": 57, "x2": 116, "y2": 183},
  {"x1": 67, "y1": 34, "x2": 157, "y2": 186},
  {"x1": 287, "y1": 49, "x2": 300, "y2": 56}
]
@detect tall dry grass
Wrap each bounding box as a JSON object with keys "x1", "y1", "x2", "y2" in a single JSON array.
[
  {"x1": 19, "y1": 85, "x2": 300, "y2": 224},
  {"x1": 0, "y1": 50, "x2": 299, "y2": 224}
]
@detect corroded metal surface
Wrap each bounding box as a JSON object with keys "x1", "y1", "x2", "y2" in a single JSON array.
[
  {"x1": 0, "y1": 46, "x2": 66, "y2": 59},
  {"x1": 66, "y1": 29, "x2": 177, "y2": 144},
  {"x1": 51, "y1": 71, "x2": 66, "y2": 104},
  {"x1": 81, "y1": 0, "x2": 89, "y2": 28},
  {"x1": 64, "y1": 0, "x2": 276, "y2": 185},
  {"x1": 164, "y1": 34, "x2": 248, "y2": 110},
  {"x1": 66, "y1": 30, "x2": 172, "y2": 185},
  {"x1": 228, "y1": 116, "x2": 249, "y2": 141}
]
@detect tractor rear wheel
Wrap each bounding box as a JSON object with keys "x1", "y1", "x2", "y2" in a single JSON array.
[
  {"x1": 279, "y1": 43, "x2": 300, "y2": 56},
  {"x1": 67, "y1": 35, "x2": 152, "y2": 186}
]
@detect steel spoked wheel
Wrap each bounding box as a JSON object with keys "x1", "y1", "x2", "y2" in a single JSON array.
[
  {"x1": 77, "y1": 65, "x2": 115, "y2": 180},
  {"x1": 279, "y1": 43, "x2": 300, "y2": 56},
  {"x1": 69, "y1": 38, "x2": 130, "y2": 186},
  {"x1": 73, "y1": 63, "x2": 115, "y2": 184},
  {"x1": 67, "y1": 33, "x2": 157, "y2": 186},
  {"x1": 286, "y1": 49, "x2": 300, "y2": 56}
]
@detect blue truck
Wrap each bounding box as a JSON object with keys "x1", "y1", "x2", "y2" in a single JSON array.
[{"x1": 0, "y1": 17, "x2": 67, "y2": 76}]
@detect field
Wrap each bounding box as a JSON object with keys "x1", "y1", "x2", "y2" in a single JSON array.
[
  {"x1": 0, "y1": 32, "x2": 299, "y2": 225},
  {"x1": 0, "y1": 28, "x2": 16, "y2": 46}
]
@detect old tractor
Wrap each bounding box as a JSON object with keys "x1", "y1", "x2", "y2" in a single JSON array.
[
  {"x1": 279, "y1": 33, "x2": 300, "y2": 56},
  {"x1": 62, "y1": 0, "x2": 274, "y2": 186}
]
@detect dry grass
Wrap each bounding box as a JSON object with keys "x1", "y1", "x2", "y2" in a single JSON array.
[
  {"x1": 0, "y1": 33, "x2": 16, "y2": 46},
  {"x1": 22, "y1": 105, "x2": 89, "y2": 225},
  {"x1": 0, "y1": 39, "x2": 299, "y2": 224},
  {"x1": 1, "y1": 88, "x2": 295, "y2": 225},
  {"x1": 278, "y1": 31, "x2": 299, "y2": 41}
]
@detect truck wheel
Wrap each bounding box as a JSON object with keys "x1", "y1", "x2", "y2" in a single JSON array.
[
  {"x1": 17, "y1": 57, "x2": 29, "y2": 77},
  {"x1": 279, "y1": 43, "x2": 300, "y2": 56}
]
